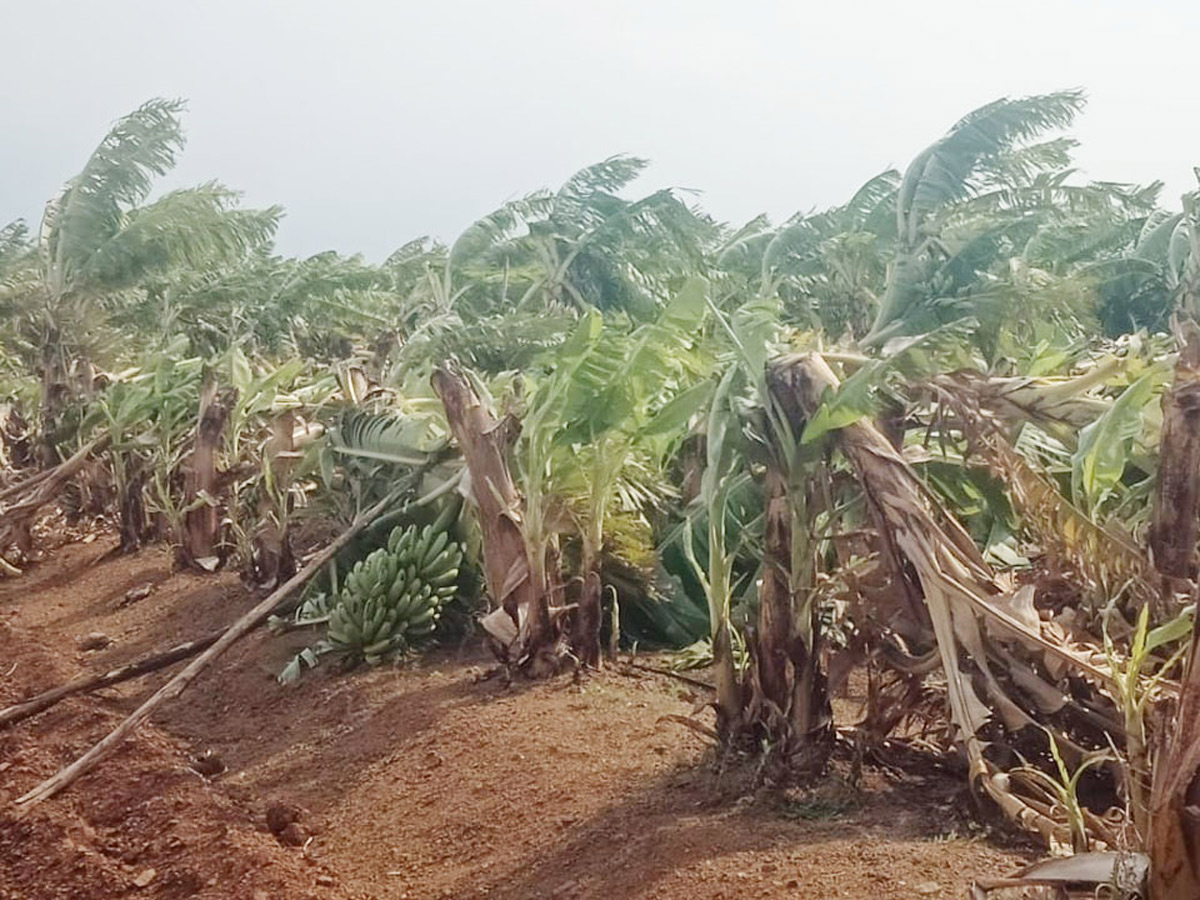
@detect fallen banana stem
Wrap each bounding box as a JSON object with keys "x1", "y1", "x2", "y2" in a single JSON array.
[
  {"x1": 622, "y1": 661, "x2": 716, "y2": 692},
  {"x1": 0, "y1": 634, "x2": 220, "y2": 728}
]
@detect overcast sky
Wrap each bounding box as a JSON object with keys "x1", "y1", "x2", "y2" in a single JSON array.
[{"x1": 2, "y1": 0, "x2": 1197, "y2": 261}]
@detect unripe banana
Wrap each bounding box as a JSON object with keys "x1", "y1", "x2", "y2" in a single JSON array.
[
  {"x1": 386, "y1": 574, "x2": 405, "y2": 604},
  {"x1": 428, "y1": 568, "x2": 459, "y2": 588},
  {"x1": 408, "y1": 605, "x2": 437, "y2": 626},
  {"x1": 425, "y1": 547, "x2": 456, "y2": 576},
  {"x1": 392, "y1": 589, "x2": 418, "y2": 621},
  {"x1": 420, "y1": 530, "x2": 447, "y2": 568}
]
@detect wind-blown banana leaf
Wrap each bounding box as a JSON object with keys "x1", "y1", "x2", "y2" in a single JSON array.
[
  {"x1": 1072, "y1": 368, "x2": 1163, "y2": 512},
  {"x1": 331, "y1": 409, "x2": 445, "y2": 465},
  {"x1": 866, "y1": 91, "x2": 1088, "y2": 347}
]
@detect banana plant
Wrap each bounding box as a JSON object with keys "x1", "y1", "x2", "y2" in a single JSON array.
[
  {"x1": 715, "y1": 169, "x2": 898, "y2": 339},
  {"x1": 448, "y1": 157, "x2": 712, "y2": 321},
  {"x1": 217, "y1": 348, "x2": 337, "y2": 581},
  {"x1": 864, "y1": 91, "x2": 1097, "y2": 349},
  {"x1": 1071, "y1": 367, "x2": 1166, "y2": 517},
  {"x1": 515, "y1": 276, "x2": 711, "y2": 664},
  {"x1": 7, "y1": 99, "x2": 278, "y2": 450},
  {"x1": 83, "y1": 340, "x2": 205, "y2": 551},
  {"x1": 680, "y1": 364, "x2": 744, "y2": 730},
  {"x1": 1147, "y1": 182, "x2": 1200, "y2": 900}
]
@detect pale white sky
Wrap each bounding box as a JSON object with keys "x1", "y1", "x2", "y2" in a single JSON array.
[{"x1": 2, "y1": 0, "x2": 1197, "y2": 260}]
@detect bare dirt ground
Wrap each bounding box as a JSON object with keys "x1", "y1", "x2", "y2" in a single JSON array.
[{"x1": 0, "y1": 538, "x2": 1036, "y2": 899}]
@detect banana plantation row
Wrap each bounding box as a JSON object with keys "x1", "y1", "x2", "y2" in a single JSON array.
[{"x1": 3, "y1": 90, "x2": 1200, "y2": 897}]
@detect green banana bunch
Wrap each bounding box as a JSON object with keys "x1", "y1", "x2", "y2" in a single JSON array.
[{"x1": 326, "y1": 523, "x2": 463, "y2": 665}]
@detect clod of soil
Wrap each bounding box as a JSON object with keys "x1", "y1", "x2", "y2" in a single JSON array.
[
  {"x1": 76, "y1": 631, "x2": 112, "y2": 651},
  {"x1": 188, "y1": 750, "x2": 226, "y2": 778},
  {"x1": 131, "y1": 868, "x2": 157, "y2": 888},
  {"x1": 265, "y1": 801, "x2": 303, "y2": 836},
  {"x1": 278, "y1": 821, "x2": 308, "y2": 847}
]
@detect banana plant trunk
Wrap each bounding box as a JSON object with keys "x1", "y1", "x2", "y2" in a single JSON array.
[
  {"x1": 770, "y1": 352, "x2": 1121, "y2": 843},
  {"x1": 37, "y1": 331, "x2": 66, "y2": 467},
  {"x1": 179, "y1": 380, "x2": 228, "y2": 571},
  {"x1": 248, "y1": 410, "x2": 297, "y2": 588},
  {"x1": 432, "y1": 364, "x2": 557, "y2": 672},
  {"x1": 1, "y1": 402, "x2": 34, "y2": 469},
  {"x1": 117, "y1": 462, "x2": 148, "y2": 552},
  {"x1": 754, "y1": 464, "x2": 831, "y2": 763},
  {"x1": 1149, "y1": 318, "x2": 1200, "y2": 898},
  {"x1": 760, "y1": 363, "x2": 833, "y2": 768},
  {"x1": 573, "y1": 564, "x2": 603, "y2": 668},
  {"x1": 1149, "y1": 628, "x2": 1200, "y2": 900},
  {"x1": 1150, "y1": 320, "x2": 1200, "y2": 583}
]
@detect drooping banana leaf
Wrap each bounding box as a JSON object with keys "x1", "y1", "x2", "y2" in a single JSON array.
[{"x1": 1071, "y1": 368, "x2": 1165, "y2": 512}]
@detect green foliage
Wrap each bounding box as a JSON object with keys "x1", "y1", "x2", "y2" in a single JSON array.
[
  {"x1": 615, "y1": 566, "x2": 711, "y2": 648},
  {"x1": 716, "y1": 170, "x2": 898, "y2": 339},
  {"x1": 1100, "y1": 602, "x2": 1191, "y2": 840},
  {"x1": 859, "y1": 90, "x2": 1167, "y2": 353},
  {"x1": 801, "y1": 320, "x2": 977, "y2": 444},
  {"x1": 897, "y1": 92, "x2": 1085, "y2": 245},
  {"x1": 443, "y1": 155, "x2": 714, "y2": 324},
  {"x1": 83, "y1": 340, "x2": 206, "y2": 538},
  {"x1": 8, "y1": 90, "x2": 1200, "y2": 734},
  {"x1": 1015, "y1": 731, "x2": 1114, "y2": 852},
  {"x1": 508, "y1": 275, "x2": 713, "y2": 619},
  {"x1": 668, "y1": 630, "x2": 749, "y2": 673},
  {"x1": 682, "y1": 365, "x2": 743, "y2": 642},
  {"x1": 1071, "y1": 368, "x2": 1164, "y2": 513},
  {"x1": 0, "y1": 221, "x2": 31, "y2": 278},
  {"x1": 8, "y1": 100, "x2": 280, "y2": 395}
]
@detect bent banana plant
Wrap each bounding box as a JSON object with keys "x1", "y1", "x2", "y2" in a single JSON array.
[
  {"x1": 432, "y1": 362, "x2": 558, "y2": 673},
  {"x1": 927, "y1": 372, "x2": 1159, "y2": 611},
  {"x1": 773, "y1": 351, "x2": 1125, "y2": 846}
]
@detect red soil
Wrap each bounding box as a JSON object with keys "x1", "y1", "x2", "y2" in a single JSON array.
[{"x1": 0, "y1": 538, "x2": 1035, "y2": 899}]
